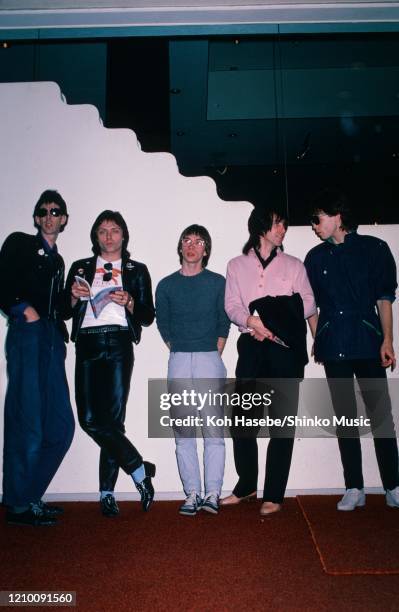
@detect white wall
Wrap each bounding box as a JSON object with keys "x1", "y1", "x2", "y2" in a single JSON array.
[{"x1": 0, "y1": 81, "x2": 398, "y2": 499}]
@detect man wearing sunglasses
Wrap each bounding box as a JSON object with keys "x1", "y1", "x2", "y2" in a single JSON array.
[
  {"x1": 305, "y1": 188, "x2": 399, "y2": 511},
  {"x1": 155, "y1": 225, "x2": 230, "y2": 516},
  {"x1": 64, "y1": 210, "x2": 156, "y2": 517},
  {"x1": 0, "y1": 189, "x2": 75, "y2": 526}
]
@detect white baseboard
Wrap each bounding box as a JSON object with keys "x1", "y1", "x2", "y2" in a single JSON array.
[{"x1": 0, "y1": 487, "x2": 383, "y2": 503}]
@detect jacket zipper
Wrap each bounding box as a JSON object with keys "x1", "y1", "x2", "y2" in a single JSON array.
[
  {"x1": 316, "y1": 321, "x2": 330, "y2": 337},
  {"x1": 48, "y1": 277, "x2": 54, "y2": 318},
  {"x1": 362, "y1": 319, "x2": 382, "y2": 336}
]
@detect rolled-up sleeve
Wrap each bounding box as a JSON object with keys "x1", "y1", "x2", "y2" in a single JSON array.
[{"x1": 293, "y1": 260, "x2": 317, "y2": 319}]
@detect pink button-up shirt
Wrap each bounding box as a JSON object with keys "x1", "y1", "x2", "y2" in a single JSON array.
[{"x1": 225, "y1": 248, "x2": 316, "y2": 331}]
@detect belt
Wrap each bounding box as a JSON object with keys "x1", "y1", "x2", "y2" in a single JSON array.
[{"x1": 78, "y1": 325, "x2": 129, "y2": 335}]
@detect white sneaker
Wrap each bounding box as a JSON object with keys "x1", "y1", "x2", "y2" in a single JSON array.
[
  {"x1": 386, "y1": 486, "x2": 399, "y2": 508},
  {"x1": 179, "y1": 491, "x2": 202, "y2": 516},
  {"x1": 337, "y1": 488, "x2": 365, "y2": 511},
  {"x1": 202, "y1": 492, "x2": 220, "y2": 515}
]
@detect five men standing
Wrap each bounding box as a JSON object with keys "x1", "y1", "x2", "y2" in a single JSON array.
[{"x1": 1, "y1": 191, "x2": 398, "y2": 520}]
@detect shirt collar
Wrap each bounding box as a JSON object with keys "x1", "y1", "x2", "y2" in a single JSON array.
[
  {"x1": 254, "y1": 246, "x2": 278, "y2": 269},
  {"x1": 249, "y1": 246, "x2": 281, "y2": 258},
  {"x1": 327, "y1": 230, "x2": 356, "y2": 246}
]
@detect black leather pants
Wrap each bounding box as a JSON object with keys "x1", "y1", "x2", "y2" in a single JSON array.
[{"x1": 75, "y1": 329, "x2": 143, "y2": 492}]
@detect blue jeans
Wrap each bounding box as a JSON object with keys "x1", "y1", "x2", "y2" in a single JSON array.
[
  {"x1": 168, "y1": 351, "x2": 226, "y2": 496},
  {"x1": 3, "y1": 319, "x2": 75, "y2": 508}
]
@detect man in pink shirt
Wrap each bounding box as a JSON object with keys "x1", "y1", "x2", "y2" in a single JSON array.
[{"x1": 222, "y1": 208, "x2": 316, "y2": 516}]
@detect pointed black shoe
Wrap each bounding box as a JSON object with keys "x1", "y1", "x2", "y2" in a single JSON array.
[
  {"x1": 100, "y1": 494, "x2": 120, "y2": 517},
  {"x1": 6, "y1": 507, "x2": 57, "y2": 526},
  {"x1": 135, "y1": 462, "x2": 156, "y2": 512}
]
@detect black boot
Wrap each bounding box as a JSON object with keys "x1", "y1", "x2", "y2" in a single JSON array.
[
  {"x1": 135, "y1": 462, "x2": 156, "y2": 512},
  {"x1": 100, "y1": 494, "x2": 120, "y2": 517}
]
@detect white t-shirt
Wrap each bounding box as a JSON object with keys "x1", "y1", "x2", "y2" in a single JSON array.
[{"x1": 81, "y1": 256, "x2": 128, "y2": 328}]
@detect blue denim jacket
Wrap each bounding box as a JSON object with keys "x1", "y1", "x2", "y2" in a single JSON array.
[{"x1": 304, "y1": 232, "x2": 397, "y2": 362}]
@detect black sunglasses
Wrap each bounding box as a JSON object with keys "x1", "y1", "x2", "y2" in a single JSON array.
[
  {"x1": 310, "y1": 215, "x2": 321, "y2": 225},
  {"x1": 103, "y1": 262, "x2": 113, "y2": 282},
  {"x1": 36, "y1": 208, "x2": 62, "y2": 218}
]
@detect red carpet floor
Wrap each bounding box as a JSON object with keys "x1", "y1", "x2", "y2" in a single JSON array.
[
  {"x1": 297, "y1": 495, "x2": 399, "y2": 576},
  {"x1": 1, "y1": 499, "x2": 399, "y2": 611}
]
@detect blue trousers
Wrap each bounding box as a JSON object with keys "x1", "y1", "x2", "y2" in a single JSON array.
[{"x1": 2, "y1": 319, "x2": 75, "y2": 508}]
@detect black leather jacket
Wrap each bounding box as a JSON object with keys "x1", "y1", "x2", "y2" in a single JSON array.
[
  {"x1": 64, "y1": 255, "x2": 155, "y2": 343},
  {"x1": 0, "y1": 231, "x2": 68, "y2": 339}
]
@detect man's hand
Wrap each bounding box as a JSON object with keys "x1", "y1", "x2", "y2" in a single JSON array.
[
  {"x1": 23, "y1": 305, "x2": 40, "y2": 322},
  {"x1": 71, "y1": 280, "x2": 90, "y2": 307},
  {"x1": 247, "y1": 315, "x2": 275, "y2": 342},
  {"x1": 217, "y1": 337, "x2": 227, "y2": 354},
  {"x1": 110, "y1": 290, "x2": 134, "y2": 313},
  {"x1": 380, "y1": 339, "x2": 396, "y2": 371},
  {"x1": 71, "y1": 281, "x2": 90, "y2": 299}
]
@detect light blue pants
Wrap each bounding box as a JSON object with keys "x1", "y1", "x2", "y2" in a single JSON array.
[{"x1": 168, "y1": 351, "x2": 226, "y2": 496}]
